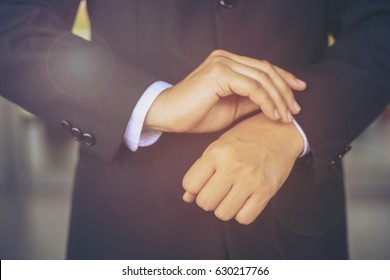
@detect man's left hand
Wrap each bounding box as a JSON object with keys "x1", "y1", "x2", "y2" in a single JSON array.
[{"x1": 182, "y1": 113, "x2": 304, "y2": 225}]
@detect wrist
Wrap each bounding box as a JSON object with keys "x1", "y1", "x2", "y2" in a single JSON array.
[
  {"x1": 223, "y1": 113, "x2": 304, "y2": 159},
  {"x1": 124, "y1": 81, "x2": 172, "y2": 151},
  {"x1": 258, "y1": 114, "x2": 304, "y2": 159},
  {"x1": 144, "y1": 88, "x2": 173, "y2": 132}
]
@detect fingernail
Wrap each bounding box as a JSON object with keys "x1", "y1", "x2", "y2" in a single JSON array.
[
  {"x1": 296, "y1": 78, "x2": 306, "y2": 87},
  {"x1": 287, "y1": 111, "x2": 293, "y2": 122},
  {"x1": 274, "y1": 108, "x2": 281, "y2": 120},
  {"x1": 293, "y1": 101, "x2": 301, "y2": 112}
]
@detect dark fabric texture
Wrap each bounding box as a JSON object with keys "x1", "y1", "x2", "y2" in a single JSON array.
[{"x1": 0, "y1": 0, "x2": 389, "y2": 259}]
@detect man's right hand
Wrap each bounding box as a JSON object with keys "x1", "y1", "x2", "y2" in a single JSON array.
[{"x1": 144, "y1": 50, "x2": 306, "y2": 133}]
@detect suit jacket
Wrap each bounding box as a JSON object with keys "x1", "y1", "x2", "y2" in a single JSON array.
[{"x1": 0, "y1": 0, "x2": 389, "y2": 259}]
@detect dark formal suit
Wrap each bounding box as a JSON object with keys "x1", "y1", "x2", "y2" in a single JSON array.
[{"x1": 0, "y1": 0, "x2": 389, "y2": 259}]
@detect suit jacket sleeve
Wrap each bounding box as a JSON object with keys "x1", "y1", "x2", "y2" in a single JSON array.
[
  {"x1": 293, "y1": 0, "x2": 390, "y2": 167},
  {"x1": 0, "y1": 0, "x2": 159, "y2": 162}
]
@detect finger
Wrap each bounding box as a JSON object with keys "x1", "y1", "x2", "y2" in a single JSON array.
[
  {"x1": 182, "y1": 157, "x2": 214, "y2": 195},
  {"x1": 257, "y1": 64, "x2": 302, "y2": 116},
  {"x1": 195, "y1": 172, "x2": 232, "y2": 211},
  {"x1": 252, "y1": 70, "x2": 293, "y2": 123},
  {"x1": 215, "y1": 50, "x2": 306, "y2": 91},
  {"x1": 235, "y1": 194, "x2": 269, "y2": 225},
  {"x1": 227, "y1": 56, "x2": 302, "y2": 117},
  {"x1": 240, "y1": 67, "x2": 294, "y2": 122},
  {"x1": 220, "y1": 67, "x2": 279, "y2": 121},
  {"x1": 213, "y1": 185, "x2": 251, "y2": 222},
  {"x1": 222, "y1": 60, "x2": 292, "y2": 122},
  {"x1": 274, "y1": 65, "x2": 307, "y2": 90},
  {"x1": 213, "y1": 55, "x2": 299, "y2": 121},
  {"x1": 183, "y1": 191, "x2": 196, "y2": 203},
  {"x1": 214, "y1": 51, "x2": 305, "y2": 115}
]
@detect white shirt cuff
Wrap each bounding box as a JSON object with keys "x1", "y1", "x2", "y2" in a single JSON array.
[
  {"x1": 124, "y1": 81, "x2": 172, "y2": 152},
  {"x1": 292, "y1": 119, "x2": 311, "y2": 157}
]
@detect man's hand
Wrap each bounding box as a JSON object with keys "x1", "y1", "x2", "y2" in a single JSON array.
[
  {"x1": 182, "y1": 113, "x2": 304, "y2": 225},
  {"x1": 145, "y1": 50, "x2": 306, "y2": 133}
]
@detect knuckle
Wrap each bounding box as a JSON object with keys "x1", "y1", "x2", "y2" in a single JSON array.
[
  {"x1": 284, "y1": 90, "x2": 295, "y2": 102},
  {"x1": 207, "y1": 144, "x2": 227, "y2": 159},
  {"x1": 281, "y1": 84, "x2": 294, "y2": 97},
  {"x1": 206, "y1": 50, "x2": 224, "y2": 64},
  {"x1": 249, "y1": 79, "x2": 263, "y2": 93},
  {"x1": 204, "y1": 142, "x2": 237, "y2": 165},
  {"x1": 260, "y1": 59, "x2": 272, "y2": 69},
  {"x1": 211, "y1": 49, "x2": 225, "y2": 57},
  {"x1": 257, "y1": 172, "x2": 279, "y2": 197},
  {"x1": 276, "y1": 80, "x2": 293, "y2": 97},
  {"x1": 204, "y1": 141, "x2": 218, "y2": 153},
  {"x1": 263, "y1": 169, "x2": 279, "y2": 187},
  {"x1": 259, "y1": 95, "x2": 273, "y2": 108},
  {"x1": 276, "y1": 102, "x2": 287, "y2": 112},
  {"x1": 209, "y1": 55, "x2": 224, "y2": 64},
  {"x1": 208, "y1": 61, "x2": 227, "y2": 76}
]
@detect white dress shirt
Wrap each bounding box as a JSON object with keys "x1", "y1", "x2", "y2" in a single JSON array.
[{"x1": 124, "y1": 81, "x2": 310, "y2": 156}]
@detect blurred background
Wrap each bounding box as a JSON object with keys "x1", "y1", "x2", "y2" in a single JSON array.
[{"x1": 1, "y1": 1, "x2": 389, "y2": 259}]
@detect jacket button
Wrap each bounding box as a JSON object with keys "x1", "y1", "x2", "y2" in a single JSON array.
[
  {"x1": 219, "y1": 0, "x2": 237, "y2": 8},
  {"x1": 82, "y1": 133, "x2": 96, "y2": 146},
  {"x1": 61, "y1": 120, "x2": 72, "y2": 132},
  {"x1": 70, "y1": 127, "x2": 83, "y2": 141},
  {"x1": 331, "y1": 145, "x2": 352, "y2": 165}
]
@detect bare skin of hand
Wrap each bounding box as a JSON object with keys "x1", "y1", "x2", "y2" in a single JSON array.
[
  {"x1": 182, "y1": 113, "x2": 304, "y2": 225},
  {"x1": 145, "y1": 50, "x2": 306, "y2": 133}
]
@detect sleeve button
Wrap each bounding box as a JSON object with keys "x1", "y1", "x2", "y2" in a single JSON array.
[
  {"x1": 70, "y1": 127, "x2": 83, "y2": 141},
  {"x1": 82, "y1": 133, "x2": 96, "y2": 146},
  {"x1": 61, "y1": 120, "x2": 72, "y2": 132},
  {"x1": 219, "y1": 0, "x2": 237, "y2": 9}
]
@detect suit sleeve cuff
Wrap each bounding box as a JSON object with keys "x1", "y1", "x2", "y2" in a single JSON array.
[
  {"x1": 292, "y1": 118, "x2": 311, "y2": 157},
  {"x1": 124, "y1": 81, "x2": 172, "y2": 152}
]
